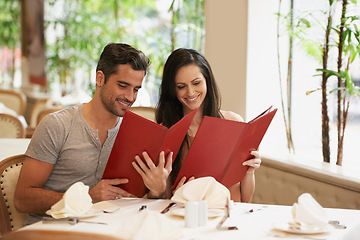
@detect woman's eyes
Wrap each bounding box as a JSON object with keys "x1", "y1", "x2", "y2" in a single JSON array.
[{"x1": 177, "y1": 82, "x2": 201, "y2": 89}]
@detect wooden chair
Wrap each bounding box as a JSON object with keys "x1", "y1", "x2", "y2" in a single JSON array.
[
  {"x1": 1, "y1": 230, "x2": 122, "y2": 240},
  {"x1": 28, "y1": 98, "x2": 50, "y2": 128},
  {"x1": 0, "y1": 89, "x2": 27, "y2": 116},
  {"x1": 0, "y1": 113, "x2": 26, "y2": 138},
  {"x1": 36, "y1": 107, "x2": 63, "y2": 125},
  {"x1": 0, "y1": 154, "x2": 27, "y2": 235},
  {"x1": 129, "y1": 106, "x2": 156, "y2": 121}
]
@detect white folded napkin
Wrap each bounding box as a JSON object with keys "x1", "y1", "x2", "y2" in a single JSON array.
[
  {"x1": 171, "y1": 177, "x2": 230, "y2": 208},
  {"x1": 47, "y1": 182, "x2": 93, "y2": 219},
  {"x1": 116, "y1": 209, "x2": 182, "y2": 240},
  {"x1": 291, "y1": 193, "x2": 329, "y2": 230}
]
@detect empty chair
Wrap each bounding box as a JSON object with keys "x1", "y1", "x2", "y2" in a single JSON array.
[
  {"x1": 0, "y1": 113, "x2": 25, "y2": 138},
  {"x1": 0, "y1": 89, "x2": 27, "y2": 116},
  {"x1": 28, "y1": 98, "x2": 50, "y2": 128},
  {"x1": 36, "y1": 107, "x2": 63, "y2": 125}
]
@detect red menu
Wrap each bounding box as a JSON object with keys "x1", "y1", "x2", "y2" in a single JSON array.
[
  {"x1": 174, "y1": 106, "x2": 277, "y2": 188},
  {"x1": 102, "y1": 109, "x2": 197, "y2": 197}
]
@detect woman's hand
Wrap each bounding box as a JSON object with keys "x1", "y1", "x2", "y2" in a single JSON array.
[
  {"x1": 132, "y1": 151, "x2": 173, "y2": 198},
  {"x1": 172, "y1": 176, "x2": 195, "y2": 195},
  {"x1": 242, "y1": 150, "x2": 261, "y2": 174}
]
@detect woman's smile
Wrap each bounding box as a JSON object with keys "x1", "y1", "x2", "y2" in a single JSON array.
[{"x1": 175, "y1": 64, "x2": 207, "y2": 112}]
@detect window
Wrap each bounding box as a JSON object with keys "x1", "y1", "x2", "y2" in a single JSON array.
[
  {"x1": 44, "y1": 0, "x2": 205, "y2": 106},
  {"x1": 252, "y1": 0, "x2": 360, "y2": 172}
]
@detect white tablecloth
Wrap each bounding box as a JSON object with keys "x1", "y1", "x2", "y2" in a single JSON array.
[
  {"x1": 0, "y1": 138, "x2": 30, "y2": 161},
  {"x1": 21, "y1": 198, "x2": 360, "y2": 240}
]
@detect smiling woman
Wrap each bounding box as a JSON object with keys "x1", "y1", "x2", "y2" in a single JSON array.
[
  {"x1": 156, "y1": 48, "x2": 260, "y2": 202},
  {"x1": 174, "y1": 64, "x2": 207, "y2": 115}
]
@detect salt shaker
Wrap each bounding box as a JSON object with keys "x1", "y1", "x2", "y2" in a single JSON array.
[
  {"x1": 197, "y1": 200, "x2": 208, "y2": 226},
  {"x1": 185, "y1": 201, "x2": 198, "y2": 228}
]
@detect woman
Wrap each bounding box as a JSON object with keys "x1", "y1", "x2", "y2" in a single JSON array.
[{"x1": 156, "y1": 48, "x2": 261, "y2": 202}]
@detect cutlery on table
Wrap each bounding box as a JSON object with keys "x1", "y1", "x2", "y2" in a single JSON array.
[
  {"x1": 42, "y1": 217, "x2": 107, "y2": 225},
  {"x1": 160, "y1": 202, "x2": 177, "y2": 214},
  {"x1": 329, "y1": 220, "x2": 347, "y2": 229},
  {"x1": 216, "y1": 197, "x2": 238, "y2": 230}
]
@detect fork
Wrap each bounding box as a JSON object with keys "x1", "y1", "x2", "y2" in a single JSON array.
[{"x1": 42, "y1": 217, "x2": 107, "y2": 225}]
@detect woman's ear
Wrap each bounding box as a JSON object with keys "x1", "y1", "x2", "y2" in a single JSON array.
[{"x1": 96, "y1": 71, "x2": 105, "y2": 87}]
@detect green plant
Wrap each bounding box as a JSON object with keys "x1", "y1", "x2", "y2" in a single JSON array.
[
  {"x1": 276, "y1": 0, "x2": 295, "y2": 154},
  {"x1": 278, "y1": 0, "x2": 360, "y2": 165},
  {"x1": 0, "y1": 0, "x2": 205, "y2": 106},
  {"x1": 0, "y1": 0, "x2": 20, "y2": 87},
  {"x1": 45, "y1": 0, "x2": 205, "y2": 104}
]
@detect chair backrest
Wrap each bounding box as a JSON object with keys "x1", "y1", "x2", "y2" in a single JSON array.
[
  {"x1": 28, "y1": 98, "x2": 50, "y2": 128},
  {"x1": 129, "y1": 106, "x2": 156, "y2": 121},
  {"x1": 0, "y1": 154, "x2": 27, "y2": 235},
  {"x1": 1, "y1": 230, "x2": 121, "y2": 240},
  {"x1": 36, "y1": 107, "x2": 63, "y2": 126},
  {"x1": 0, "y1": 89, "x2": 27, "y2": 116},
  {"x1": 0, "y1": 113, "x2": 26, "y2": 138}
]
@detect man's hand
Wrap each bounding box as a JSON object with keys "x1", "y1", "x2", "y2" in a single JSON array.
[
  {"x1": 132, "y1": 151, "x2": 173, "y2": 198},
  {"x1": 89, "y1": 179, "x2": 130, "y2": 203}
]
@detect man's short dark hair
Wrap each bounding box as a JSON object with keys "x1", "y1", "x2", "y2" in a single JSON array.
[{"x1": 96, "y1": 43, "x2": 150, "y2": 83}]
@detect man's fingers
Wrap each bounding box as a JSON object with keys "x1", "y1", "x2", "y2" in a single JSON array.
[
  {"x1": 142, "y1": 152, "x2": 156, "y2": 171},
  {"x1": 102, "y1": 178, "x2": 129, "y2": 185}
]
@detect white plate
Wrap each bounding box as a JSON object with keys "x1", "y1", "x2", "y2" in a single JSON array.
[
  {"x1": 272, "y1": 223, "x2": 329, "y2": 235},
  {"x1": 171, "y1": 208, "x2": 223, "y2": 218},
  {"x1": 46, "y1": 208, "x2": 103, "y2": 219}
]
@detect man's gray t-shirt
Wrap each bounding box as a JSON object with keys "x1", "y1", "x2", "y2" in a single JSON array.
[{"x1": 25, "y1": 104, "x2": 121, "y2": 223}]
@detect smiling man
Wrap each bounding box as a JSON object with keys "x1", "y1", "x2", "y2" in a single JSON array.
[{"x1": 14, "y1": 43, "x2": 172, "y2": 225}]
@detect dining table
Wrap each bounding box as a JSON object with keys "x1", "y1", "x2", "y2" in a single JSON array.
[
  {"x1": 19, "y1": 198, "x2": 360, "y2": 240},
  {"x1": 0, "y1": 138, "x2": 31, "y2": 161}
]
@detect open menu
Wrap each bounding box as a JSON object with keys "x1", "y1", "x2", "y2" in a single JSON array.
[
  {"x1": 173, "y1": 106, "x2": 277, "y2": 188},
  {"x1": 102, "y1": 109, "x2": 197, "y2": 197}
]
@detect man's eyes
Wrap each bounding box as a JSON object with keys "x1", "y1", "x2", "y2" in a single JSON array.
[{"x1": 118, "y1": 84, "x2": 139, "y2": 92}]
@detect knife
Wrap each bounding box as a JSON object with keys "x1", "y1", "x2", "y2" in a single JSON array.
[{"x1": 160, "y1": 202, "x2": 177, "y2": 214}]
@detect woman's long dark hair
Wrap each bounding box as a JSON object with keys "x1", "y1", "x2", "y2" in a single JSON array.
[{"x1": 156, "y1": 48, "x2": 223, "y2": 185}]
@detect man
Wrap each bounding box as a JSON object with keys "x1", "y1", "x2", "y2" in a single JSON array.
[{"x1": 15, "y1": 43, "x2": 172, "y2": 224}]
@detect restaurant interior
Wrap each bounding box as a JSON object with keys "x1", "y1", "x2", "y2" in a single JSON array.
[{"x1": 0, "y1": 0, "x2": 359, "y2": 239}]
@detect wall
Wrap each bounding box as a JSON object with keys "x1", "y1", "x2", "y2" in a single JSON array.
[
  {"x1": 253, "y1": 157, "x2": 360, "y2": 209},
  {"x1": 204, "y1": 0, "x2": 248, "y2": 119}
]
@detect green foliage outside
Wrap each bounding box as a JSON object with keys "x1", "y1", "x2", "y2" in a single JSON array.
[
  {"x1": 0, "y1": 0, "x2": 21, "y2": 86},
  {"x1": 0, "y1": 0, "x2": 205, "y2": 106},
  {"x1": 277, "y1": 0, "x2": 360, "y2": 165}
]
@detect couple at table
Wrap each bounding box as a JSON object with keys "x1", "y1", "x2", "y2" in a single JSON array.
[{"x1": 14, "y1": 43, "x2": 261, "y2": 224}]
